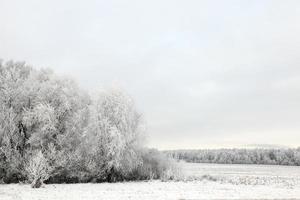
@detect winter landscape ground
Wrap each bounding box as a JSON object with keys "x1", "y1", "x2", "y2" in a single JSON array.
[{"x1": 1, "y1": 162, "x2": 300, "y2": 200}]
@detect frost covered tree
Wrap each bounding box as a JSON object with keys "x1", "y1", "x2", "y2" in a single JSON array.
[
  {"x1": 0, "y1": 105, "x2": 24, "y2": 182},
  {"x1": 0, "y1": 61, "x2": 33, "y2": 181},
  {"x1": 166, "y1": 148, "x2": 300, "y2": 166},
  {"x1": 0, "y1": 60, "x2": 176, "y2": 185},
  {"x1": 86, "y1": 88, "x2": 144, "y2": 181},
  {"x1": 0, "y1": 60, "x2": 90, "y2": 183},
  {"x1": 25, "y1": 150, "x2": 53, "y2": 188},
  {"x1": 23, "y1": 103, "x2": 57, "y2": 150}
]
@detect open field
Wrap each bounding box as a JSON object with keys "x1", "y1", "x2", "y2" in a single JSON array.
[
  {"x1": 183, "y1": 162, "x2": 300, "y2": 186},
  {"x1": 1, "y1": 163, "x2": 300, "y2": 200}
]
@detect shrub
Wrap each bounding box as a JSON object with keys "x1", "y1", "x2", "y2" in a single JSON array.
[
  {"x1": 25, "y1": 151, "x2": 52, "y2": 188},
  {"x1": 131, "y1": 149, "x2": 183, "y2": 181}
]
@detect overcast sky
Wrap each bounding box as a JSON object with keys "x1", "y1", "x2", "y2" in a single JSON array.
[{"x1": 1, "y1": 0, "x2": 300, "y2": 149}]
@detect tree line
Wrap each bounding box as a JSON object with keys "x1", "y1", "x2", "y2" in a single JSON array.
[
  {"x1": 165, "y1": 148, "x2": 300, "y2": 166},
  {"x1": 0, "y1": 60, "x2": 177, "y2": 187}
]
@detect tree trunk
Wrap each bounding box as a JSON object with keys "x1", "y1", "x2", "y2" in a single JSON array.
[{"x1": 31, "y1": 177, "x2": 42, "y2": 188}]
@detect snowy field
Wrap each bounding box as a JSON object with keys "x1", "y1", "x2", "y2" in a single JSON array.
[
  {"x1": 1, "y1": 163, "x2": 300, "y2": 200},
  {"x1": 183, "y1": 162, "x2": 300, "y2": 186}
]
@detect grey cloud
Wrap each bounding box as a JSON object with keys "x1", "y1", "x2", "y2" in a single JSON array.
[{"x1": 1, "y1": 0, "x2": 300, "y2": 149}]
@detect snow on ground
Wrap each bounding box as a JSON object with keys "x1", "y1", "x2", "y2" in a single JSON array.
[
  {"x1": 1, "y1": 163, "x2": 300, "y2": 200},
  {"x1": 183, "y1": 162, "x2": 300, "y2": 187},
  {"x1": 1, "y1": 180, "x2": 300, "y2": 200}
]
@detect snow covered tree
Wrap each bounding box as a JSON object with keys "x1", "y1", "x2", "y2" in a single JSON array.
[
  {"x1": 0, "y1": 60, "x2": 176, "y2": 184},
  {"x1": 0, "y1": 60, "x2": 90, "y2": 182},
  {"x1": 23, "y1": 103, "x2": 57, "y2": 150},
  {"x1": 165, "y1": 148, "x2": 300, "y2": 166},
  {"x1": 86, "y1": 88, "x2": 144, "y2": 181},
  {"x1": 25, "y1": 150, "x2": 53, "y2": 188}
]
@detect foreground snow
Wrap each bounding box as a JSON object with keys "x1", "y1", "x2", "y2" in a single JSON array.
[
  {"x1": 1, "y1": 180, "x2": 300, "y2": 200},
  {"x1": 1, "y1": 163, "x2": 300, "y2": 200}
]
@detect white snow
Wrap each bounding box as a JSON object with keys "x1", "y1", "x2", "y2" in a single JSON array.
[{"x1": 1, "y1": 163, "x2": 300, "y2": 200}]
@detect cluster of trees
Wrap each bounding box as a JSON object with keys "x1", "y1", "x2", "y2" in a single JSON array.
[
  {"x1": 165, "y1": 148, "x2": 300, "y2": 166},
  {"x1": 0, "y1": 60, "x2": 175, "y2": 187}
]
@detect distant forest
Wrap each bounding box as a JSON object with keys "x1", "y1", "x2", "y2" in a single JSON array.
[{"x1": 165, "y1": 148, "x2": 300, "y2": 166}]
